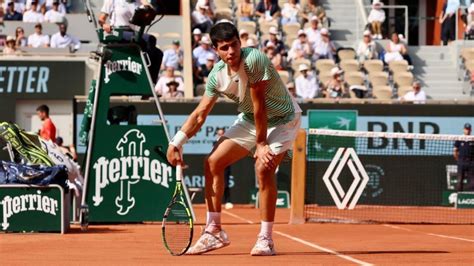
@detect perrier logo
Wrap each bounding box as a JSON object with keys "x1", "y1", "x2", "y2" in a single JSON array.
[
  {"x1": 1, "y1": 190, "x2": 59, "y2": 230},
  {"x1": 104, "y1": 57, "x2": 143, "y2": 84},
  {"x1": 92, "y1": 129, "x2": 172, "y2": 216}
]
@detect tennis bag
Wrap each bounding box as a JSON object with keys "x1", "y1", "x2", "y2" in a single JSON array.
[{"x1": 0, "y1": 161, "x2": 68, "y2": 190}]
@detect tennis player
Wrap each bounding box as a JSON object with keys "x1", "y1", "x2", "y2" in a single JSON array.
[{"x1": 166, "y1": 22, "x2": 301, "y2": 256}]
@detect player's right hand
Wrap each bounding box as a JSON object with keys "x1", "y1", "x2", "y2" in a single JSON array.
[
  {"x1": 103, "y1": 24, "x2": 112, "y2": 33},
  {"x1": 167, "y1": 144, "x2": 183, "y2": 166}
]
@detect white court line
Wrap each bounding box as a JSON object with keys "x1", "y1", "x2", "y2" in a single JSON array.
[
  {"x1": 223, "y1": 210, "x2": 373, "y2": 266},
  {"x1": 274, "y1": 231, "x2": 373, "y2": 266},
  {"x1": 382, "y1": 224, "x2": 474, "y2": 243}
]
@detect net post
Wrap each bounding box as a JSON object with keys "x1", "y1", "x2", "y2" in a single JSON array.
[{"x1": 290, "y1": 129, "x2": 306, "y2": 224}]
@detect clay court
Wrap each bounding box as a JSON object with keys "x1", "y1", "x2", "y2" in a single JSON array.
[{"x1": 1, "y1": 205, "x2": 473, "y2": 265}]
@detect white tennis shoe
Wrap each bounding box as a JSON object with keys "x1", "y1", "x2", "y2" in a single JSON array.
[
  {"x1": 186, "y1": 229, "x2": 230, "y2": 255},
  {"x1": 250, "y1": 235, "x2": 276, "y2": 256}
]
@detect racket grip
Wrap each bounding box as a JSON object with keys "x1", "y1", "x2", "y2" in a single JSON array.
[{"x1": 176, "y1": 164, "x2": 182, "y2": 182}]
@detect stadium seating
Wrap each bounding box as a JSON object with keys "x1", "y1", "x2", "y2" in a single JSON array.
[
  {"x1": 393, "y1": 72, "x2": 414, "y2": 88},
  {"x1": 369, "y1": 72, "x2": 389, "y2": 87},
  {"x1": 340, "y1": 59, "x2": 360, "y2": 73},
  {"x1": 372, "y1": 86, "x2": 393, "y2": 99},
  {"x1": 337, "y1": 49, "x2": 356, "y2": 61},
  {"x1": 238, "y1": 21, "x2": 257, "y2": 35},
  {"x1": 282, "y1": 23, "x2": 301, "y2": 38},
  {"x1": 363, "y1": 59, "x2": 384, "y2": 73},
  {"x1": 215, "y1": 0, "x2": 232, "y2": 9},
  {"x1": 315, "y1": 59, "x2": 336, "y2": 74},
  {"x1": 215, "y1": 8, "x2": 233, "y2": 21},
  {"x1": 388, "y1": 60, "x2": 409, "y2": 74}
]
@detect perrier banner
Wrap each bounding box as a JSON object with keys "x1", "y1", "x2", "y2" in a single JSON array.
[
  {"x1": 83, "y1": 44, "x2": 179, "y2": 222},
  {"x1": 308, "y1": 110, "x2": 358, "y2": 161}
]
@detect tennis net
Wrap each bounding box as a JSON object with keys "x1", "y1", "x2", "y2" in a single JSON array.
[{"x1": 305, "y1": 129, "x2": 474, "y2": 224}]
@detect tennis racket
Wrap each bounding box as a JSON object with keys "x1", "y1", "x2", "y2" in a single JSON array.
[{"x1": 162, "y1": 164, "x2": 193, "y2": 256}]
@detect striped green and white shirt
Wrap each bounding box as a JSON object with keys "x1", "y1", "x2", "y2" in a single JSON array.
[{"x1": 205, "y1": 47, "x2": 301, "y2": 127}]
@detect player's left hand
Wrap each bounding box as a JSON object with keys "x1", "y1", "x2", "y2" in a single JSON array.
[{"x1": 254, "y1": 144, "x2": 276, "y2": 169}]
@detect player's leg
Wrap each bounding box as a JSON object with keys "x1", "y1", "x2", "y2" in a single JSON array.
[{"x1": 187, "y1": 138, "x2": 248, "y2": 255}]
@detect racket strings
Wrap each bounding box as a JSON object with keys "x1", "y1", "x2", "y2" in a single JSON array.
[{"x1": 163, "y1": 204, "x2": 192, "y2": 255}]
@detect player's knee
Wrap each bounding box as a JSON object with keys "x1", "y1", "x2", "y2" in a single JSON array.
[
  {"x1": 255, "y1": 161, "x2": 273, "y2": 181},
  {"x1": 205, "y1": 154, "x2": 223, "y2": 174}
]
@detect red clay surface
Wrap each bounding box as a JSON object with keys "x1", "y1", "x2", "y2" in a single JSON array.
[{"x1": 1, "y1": 205, "x2": 473, "y2": 265}]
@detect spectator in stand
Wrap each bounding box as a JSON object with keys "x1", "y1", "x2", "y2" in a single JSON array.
[
  {"x1": 239, "y1": 29, "x2": 250, "y2": 47},
  {"x1": 44, "y1": 0, "x2": 65, "y2": 23},
  {"x1": 255, "y1": 0, "x2": 280, "y2": 24},
  {"x1": 301, "y1": 0, "x2": 327, "y2": 28},
  {"x1": 195, "y1": 53, "x2": 215, "y2": 91},
  {"x1": 23, "y1": 1, "x2": 44, "y2": 23},
  {"x1": 399, "y1": 81, "x2": 426, "y2": 104},
  {"x1": 263, "y1": 26, "x2": 286, "y2": 55},
  {"x1": 288, "y1": 29, "x2": 312, "y2": 62},
  {"x1": 295, "y1": 64, "x2": 318, "y2": 99},
  {"x1": 197, "y1": 0, "x2": 216, "y2": 18},
  {"x1": 192, "y1": 1, "x2": 213, "y2": 33},
  {"x1": 28, "y1": 23, "x2": 49, "y2": 48},
  {"x1": 36, "y1": 104, "x2": 56, "y2": 142},
  {"x1": 15, "y1": 27, "x2": 27, "y2": 47},
  {"x1": 464, "y1": 3, "x2": 474, "y2": 39},
  {"x1": 280, "y1": 0, "x2": 300, "y2": 25},
  {"x1": 161, "y1": 40, "x2": 183, "y2": 70},
  {"x1": 305, "y1": 16, "x2": 321, "y2": 46},
  {"x1": 246, "y1": 38, "x2": 257, "y2": 48},
  {"x1": 3, "y1": 36, "x2": 17, "y2": 55},
  {"x1": 286, "y1": 82, "x2": 297, "y2": 98},
  {"x1": 9, "y1": 0, "x2": 26, "y2": 14},
  {"x1": 384, "y1": 32, "x2": 410, "y2": 64},
  {"x1": 155, "y1": 66, "x2": 184, "y2": 96},
  {"x1": 238, "y1": 0, "x2": 254, "y2": 22},
  {"x1": 193, "y1": 35, "x2": 217, "y2": 66},
  {"x1": 357, "y1": 30, "x2": 378, "y2": 63},
  {"x1": 313, "y1": 28, "x2": 336, "y2": 61},
  {"x1": 439, "y1": 0, "x2": 460, "y2": 45},
  {"x1": 192, "y1": 28, "x2": 202, "y2": 49},
  {"x1": 4, "y1": 1, "x2": 22, "y2": 21},
  {"x1": 50, "y1": 23, "x2": 80, "y2": 50},
  {"x1": 264, "y1": 42, "x2": 283, "y2": 70},
  {"x1": 324, "y1": 67, "x2": 347, "y2": 99},
  {"x1": 46, "y1": 0, "x2": 66, "y2": 13},
  {"x1": 162, "y1": 80, "x2": 184, "y2": 99},
  {"x1": 368, "y1": 0, "x2": 385, "y2": 40}
]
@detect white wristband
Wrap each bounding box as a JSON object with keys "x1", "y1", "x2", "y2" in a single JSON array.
[{"x1": 170, "y1": 130, "x2": 188, "y2": 148}]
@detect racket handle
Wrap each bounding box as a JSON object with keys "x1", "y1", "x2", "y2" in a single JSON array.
[{"x1": 176, "y1": 164, "x2": 182, "y2": 182}]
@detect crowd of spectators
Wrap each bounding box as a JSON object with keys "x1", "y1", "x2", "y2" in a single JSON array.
[{"x1": 2, "y1": 0, "x2": 67, "y2": 23}]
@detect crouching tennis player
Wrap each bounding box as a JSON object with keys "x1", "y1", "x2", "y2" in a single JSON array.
[{"x1": 166, "y1": 22, "x2": 301, "y2": 256}]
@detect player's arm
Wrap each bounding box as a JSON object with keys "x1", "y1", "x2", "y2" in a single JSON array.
[
  {"x1": 251, "y1": 80, "x2": 275, "y2": 169},
  {"x1": 453, "y1": 147, "x2": 459, "y2": 161},
  {"x1": 166, "y1": 94, "x2": 218, "y2": 166}
]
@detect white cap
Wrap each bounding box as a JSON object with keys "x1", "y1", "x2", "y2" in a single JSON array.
[
  {"x1": 266, "y1": 41, "x2": 275, "y2": 48},
  {"x1": 239, "y1": 29, "x2": 248, "y2": 36},
  {"x1": 269, "y1": 26, "x2": 278, "y2": 35},
  {"x1": 363, "y1": 30, "x2": 371, "y2": 36},
  {"x1": 372, "y1": 0, "x2": 383, "y2": 6},
  {"x1": 298, "y1": 64, "x2": 309, "y2": 72},
  {"x1": 246, "y1": 38, "x2": 256, "y2": 47},
  {"x1": 193, "y1": 28, "x2": 202, "y2": 35},
  {"x1": 206, "y1": 54, "x2": 215, "y2": 61},
  {"x1": 6, "y1": 35, "x2": 15, "y2": 42},
  {"x1": 320, "y1": 28, "x2": 329, "y2": 36},
  {"x1": 196, "y1": 0, "x2": 209, "y2": 10},
  {"x1": 310, "y1": 15, "x2": 319, "y2": 22},
  {"x1": 297, "y1": 29, "x2": 306, "y2": 36},
  {"x1": 331, "y1": 67, "x2": 343, "y2": 76},
  {"x1": 469, "y1": 3, "x2": 474, "y2": 13},
  {"x1": 200, "y1": 36, "x2": 211, "y2": 44}
]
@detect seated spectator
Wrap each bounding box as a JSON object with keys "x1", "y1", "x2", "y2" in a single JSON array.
[
  {"x1": 28, "y1": 23, "x2": 49, "y2": 48},
  {"x1": 264, "y1": 42, "x2": 283, "y2": 70},
  {"x1": 44, "y1": 0, "x2": 65, "y2": 23},
  {"x1": 4, "y1": 1, "x2": 22, "y2": 21},
  {"x1": 246, "y1": 38, "x2": 257, "y2": 48},
  {"x1": 162, "y1": 80, "x2": 184, "y2": 99},
  {"x1": 10, "y1": 0, "x2": 26, "y2": 14},
  {"x1": 295, "y1": 64, "x2": 319, "y2": 99},
  {"x1": 45, "y1": 0, "x2": 66, "y2": 13},
  {"x1": 162, "y1": 40, "x2": 183, "y2": 70},
  {"x1": 3, "y1": 36, "x2": 17, "y2": 55},
  {"x1": 368, "y1": 0, "x2": 385, "y2": 39},
  {"x1": 155, "y1": 66, "x2": 184, "y2": 96},
  {"x1": 196, "y1": 0, "x2": 216, "y2": 18},
  {"x1": 384, "y1": 32, "x2": 410, "y2": 64},
  {"x1": 193, "y1": 36, "x2": 217, "y2": 66},
  {"x1": 313, "y1": 28, "x2": 336, "y2": 61},
  {"x1": 192, "y1": 1, "x2": 213, "y2": 33},
  {"x1": 288, "y1": 29, "x2": 312, "y2": 62},
  {"x1": 281, "y1": 0, "x2": 300, "y2": 25},
  {"x1": 301, "y1": 0, "x2": 328, "y2": 28},
  {"x1": 323, "y1": 67, "x2": 348, "y2": 99},
  {"x1": 238, "y1": 0, "x2": 254, "y2": 22},
  {"x1": 50, "y1": 23, "x2": 80, "y2": 50},
  {"x1": 305, "y1": 16, "x2": 321, "y2": 46},
  {"x1": 256, "y1": 0, "x2": 280, "y2": 24},
  {"x1": 263, "y1": 26, "x2": 286, "y2": 55},
  {"x1": 23, "y1": 1, "x2": 44, "y2": 23},
  {"x1": 192, "y1": 28, "x2": 202, "y2": 49},
  {"x1": 239, "y1": 29, "x2": 250, "y2": 47},
  {"x1": 357, "y1": 30, "x2": 378, "y2": 63},
  {"x1": 15, "y1": 27, "x2": 28, "y2": 47},
  {"x1": 195, "y1": 53, "x2": 215, "y2": 85},
  {"x1": 465, "y1": 3, "x2": 474, "y2": 39},
  {"x1": 399, "y1": 81, "x2": 426, "y2": 104},
  {"x1": 286, "y1": 82, "x2": 297, "y2": 98}
]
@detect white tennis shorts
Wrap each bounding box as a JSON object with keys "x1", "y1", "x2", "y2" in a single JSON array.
[{"x1": 224, "y1": 113, "x2": 302, "y2": 155}]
